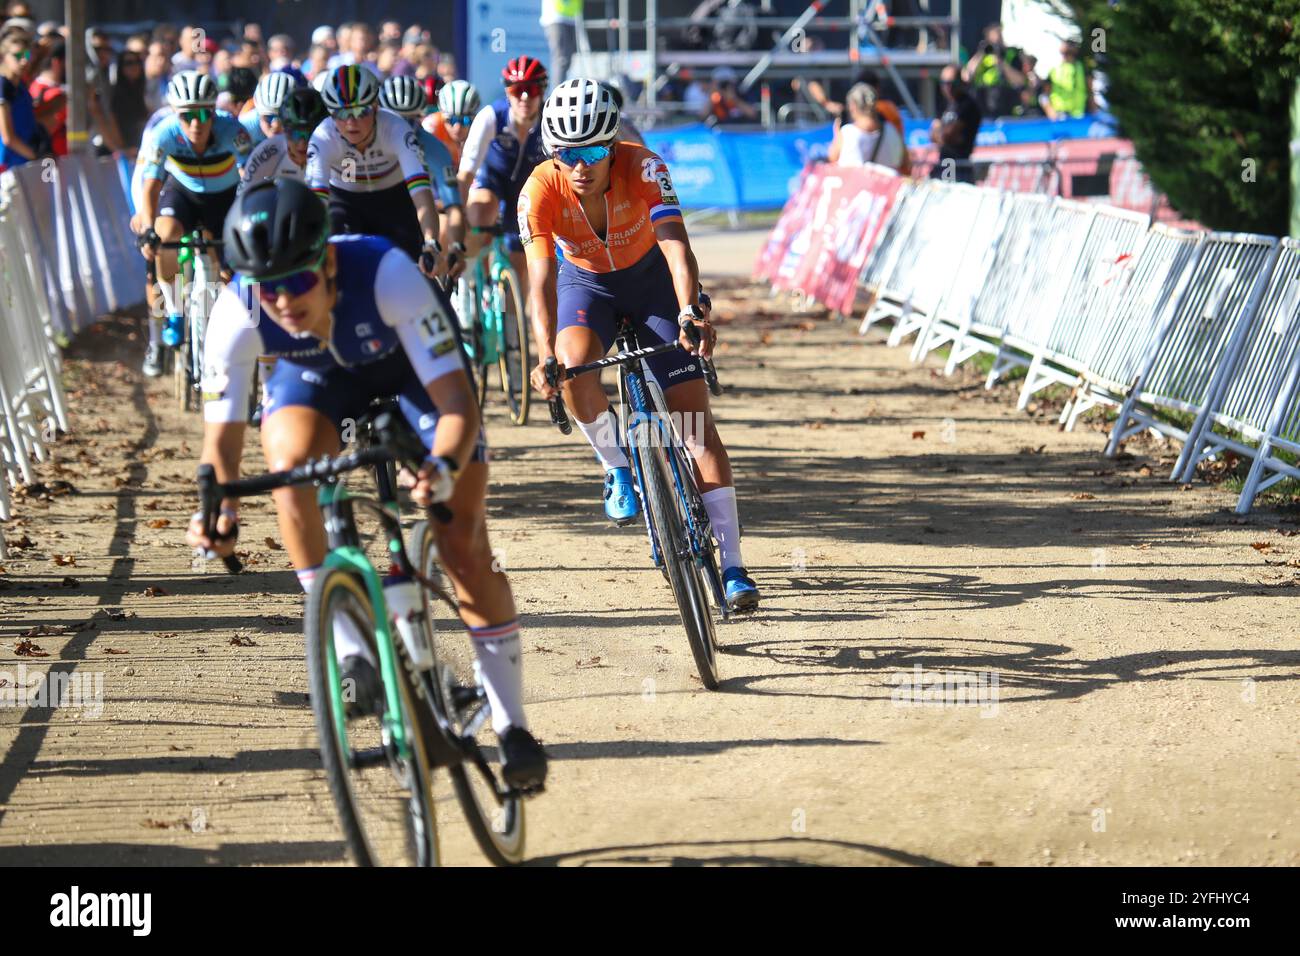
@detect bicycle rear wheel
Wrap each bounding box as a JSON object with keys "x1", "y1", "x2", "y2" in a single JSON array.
[
  {"x1": 304, "y1": 567, "x2": 440, "y2": 866},
  {"x1": 633, "y1": 421, "x2": 720, "y2": 689},
  {"x1": 410, "y1": 519, "x2": 526, "y2": 866},
  {"x1": 496, "y1": 266, "x2": 530, "y2": 426}
]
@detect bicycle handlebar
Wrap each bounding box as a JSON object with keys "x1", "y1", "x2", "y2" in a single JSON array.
[{"x1": 196, "y1": 412, "x2": 451, "y2": 575}]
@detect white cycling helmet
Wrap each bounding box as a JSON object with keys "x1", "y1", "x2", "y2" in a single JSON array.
[
  {"x1": 167, "y1": 70, "x2": 218, "y2": 109},
  {"x1": 438, "y1": 79, "x2": 480, "y2": 119},
  {"x1": 378, "y1": 74, "x2": 425, "y2": 116},
  {"x1": 319, "y1": 64, "x2": 380, "y2": 112},
  {"x1": 254, "y1": 71, "x2": 297, "y2": 117},
  {"x1": 540, "y1": 78, "x2": 620, "y2": 153},
  {"x1": 311, "y1": 69, "x2": 330, "y2": 93}
]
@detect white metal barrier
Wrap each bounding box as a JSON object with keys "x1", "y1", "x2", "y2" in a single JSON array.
[
  {"x1": 1010, "y1": 203, "x2": 1151, "y2": 410},
  {"x1": 1063, "y1": 225, "x2": 1205, "y2": 430},
  {"x1": 0, "y1": 154, "x2": 142, "y2": 553},
  {"x1": 1105, "y1": 233, "x2": 1279, "y2": 465},
  {"x1": 1170, "y1": 239, "x2": 1300, "y2": 505}
]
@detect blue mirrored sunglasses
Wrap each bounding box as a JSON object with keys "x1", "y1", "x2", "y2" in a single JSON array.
[
  {"x1": 554, "y1": 144, "x2": 611, "y2": 167},
  {"x1": 446, "y1": 114, "x2": 473, "y2": 127}
]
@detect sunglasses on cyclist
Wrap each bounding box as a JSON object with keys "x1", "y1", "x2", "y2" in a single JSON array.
[
  {"x1": 507, "y1": 81, "x2": 544, "y2": 100},
  {"x1": 332, "y1": 104, "x2": 375, "y2": 121},
  {"x1": 445, "y1": 114, "x2": 474, "y2": 127},
  {"x1": 554, "y1": 144, "x2": 611, "y2": 167},
  {"x1": 180, "y1": 108, "x2": 213, "y2": 124},
  {"x1": 6, "y1": 48, "x2": 31, "y2": 63},
  {"x1": 255, "y1": 265, "x2": 323, "y2": 302}
]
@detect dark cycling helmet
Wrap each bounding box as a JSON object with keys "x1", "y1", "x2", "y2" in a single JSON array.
[
  {"x1": 223, "y1": 178, "x2": 330, "y2": 280},
  {"x1": 598, "y1": 80, "x2": 625, "y2": 110},
  {"x1": 502, "y1": 55, "x2": 547, "y2": 86},
  {"x1": 279, "y1": 86, "x2": 328, "y2": 135},
  {"x1": 225, "y1": 66, "x2": 259, "y2": 102}
]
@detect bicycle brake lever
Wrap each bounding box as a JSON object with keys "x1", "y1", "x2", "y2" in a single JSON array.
[
  {"x1": 544, "y1": 357, "x2": 571, "y2": 435},
  {"x1": 196, "y1": 464, "x2": 242, "y2": 574}
]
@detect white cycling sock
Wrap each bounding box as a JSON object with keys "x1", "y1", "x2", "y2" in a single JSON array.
[
  {"x1": 469, "y1": 619, "x2": 526, "y2": 734},
  {"x1": 702, "y1": 486, "x2": 744, "y2": 571},
  {"x1": 297, "y1": 566, "x2": 374, "y2": 665},
  {"x1": 577, "y1": 409, "x2": 629, "y2": 472},
  {"x1": 147, "y1": 316, "x2": 162, "y2": 347},
  {"x1": 157, "y1": 275, "x2": 180, "y2": 319}
]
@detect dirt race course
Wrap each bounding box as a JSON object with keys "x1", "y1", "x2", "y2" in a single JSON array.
[{"x1": 1, "y1": 230, "x2": 1296, "y2": 867}]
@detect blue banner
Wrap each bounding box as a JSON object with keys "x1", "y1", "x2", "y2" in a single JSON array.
[{"x1": 643, "y1": 113, "x2": 1120, "y2": 212}]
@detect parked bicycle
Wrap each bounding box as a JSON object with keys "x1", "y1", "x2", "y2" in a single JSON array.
[
  {"x1": 544, "y1": 311, "x2": 729, "y2": 688},
  {"x1": 195, "y1": 410, "x2": 535, "y2": 866}
]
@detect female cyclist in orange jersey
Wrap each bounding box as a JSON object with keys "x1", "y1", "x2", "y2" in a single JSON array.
[{"x1": 521, "y1": 79, "x2": 759, "y2": 611}]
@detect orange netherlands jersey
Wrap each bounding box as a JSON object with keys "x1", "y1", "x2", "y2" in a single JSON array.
[
  {"x1": 422, "y1": 112, "x2": 460, "y2": 167},
  {"x1": 518, "y1": 142, "x2": 684, "y2": 273}
]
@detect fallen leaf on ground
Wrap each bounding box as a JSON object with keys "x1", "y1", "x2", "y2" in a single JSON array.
[
  {"x1": 264, "y1": 537, "x2": 282, "y2": 550},
  {"x1": 229, "y1": 635, "x2": 257, "y2": 647},
  {"x1": 912, "y1": 430, "x2": 926, "y2": 440},
  {"x1": 105, "y1": 648, "x2": 129, "y2": 655},
  {"x1": 146, "y1": 518, "x2": 170, "y2": 529},
  {"x1": 1250, "y1": 541, "x2": 1272, "y2": 552},
  {"x1": 143, "y1": 586, "x2": 168, "y2": 597},
  {"x1": 1069, "y1": 493, "x2": 1096, "y2": 501},
  {"x1": 15, "y1": 639, "x2": 49, "y2": 657}
]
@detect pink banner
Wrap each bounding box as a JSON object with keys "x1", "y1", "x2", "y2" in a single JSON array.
[{"x1": 755, "y1": 165, "x2": 902, "y2": 315}]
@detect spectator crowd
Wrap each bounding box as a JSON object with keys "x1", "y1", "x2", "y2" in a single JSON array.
[{"x1": 0, "y1": 3, "x2": 463, "y2": 174}]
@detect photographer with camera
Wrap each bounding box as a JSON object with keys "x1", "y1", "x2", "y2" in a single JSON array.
[{"x1": 961, "y1": 22, "x2": 1025, "y2": 119}]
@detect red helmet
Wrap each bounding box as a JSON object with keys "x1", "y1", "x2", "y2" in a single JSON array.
[
  {"x1": 502, "y1": 56, "x2": 547, "y2": 86},
  {"x1": 420, "y1": 74, "x2": 443, "y2": 106}
]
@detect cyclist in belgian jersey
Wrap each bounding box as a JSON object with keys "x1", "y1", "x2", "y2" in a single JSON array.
[
  {"x1": 239, "y1": 86, "x2": 328, "y2": 192},
  {"x1": 424, "y1": 79, "x2": 480, "y2": 168},
  {"x1": 459, "y1": 56, "x2": 549, "y2": 305},
  {"x1": 378, "y1": 75, "x2": 467, "y2": 279},
  {"x1": 187, "y1": 179, "x2": 547, "y2": 788},
  {"x1": 136, "y1": 71, "x2": 253, "y2": 377},
  {"x1": 522, "y1": 80, "x2": 760, "y2": 611},
  {"x1": 308, "y1": 65, "x2": 445, "y2": 278}
]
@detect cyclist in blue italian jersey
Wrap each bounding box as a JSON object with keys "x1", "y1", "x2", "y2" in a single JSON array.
[
  {"x1": 378, "y1": 74, "x2": 466, "y2": 278},
  {"x1": 187, "y1": 178, "x2": 547, "y2": 789},
  {"x1": 136, "y1": 71, "x2": 253, "y2": 376}
]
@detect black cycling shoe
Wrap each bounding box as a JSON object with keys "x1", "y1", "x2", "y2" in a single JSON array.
[
  {"x1": 340, "y1": 654, "x2": 383, "y2": 718},
  {"x1": 499, "y1": 726, "x2": 548, "y2": 791}
]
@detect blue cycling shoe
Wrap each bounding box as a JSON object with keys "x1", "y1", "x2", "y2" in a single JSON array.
[
  {"x1": 722, "y1": 566, "x2": 760, "y2": 612},
  {"x1": 604, "y1": 466, "x2": 640, "y2": 526},
  {"x1": 161, "y1": 314, "x2": 183, "y2": 348}
]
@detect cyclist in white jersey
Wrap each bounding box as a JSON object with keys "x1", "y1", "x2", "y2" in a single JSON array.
[
  {"x1": 307, "y1": 65, "x2": 445, "y2": 278},
  {"x1": 239, "y1": 87, "x2": 328, "y2": 192}
]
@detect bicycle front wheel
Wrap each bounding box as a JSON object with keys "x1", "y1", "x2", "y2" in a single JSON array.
[
  {"x1": 633, "y1": 421, "x2": 720, "y2": 689},
  {"x1": 495, "y1": 266, "x2": 530, "y2": 426},
  {"x1": 304, "y1": 567, "x2": 440, "y2": 866},
  {"x1": 410, "y1": 519, "x2": 526, "y2": 865}
]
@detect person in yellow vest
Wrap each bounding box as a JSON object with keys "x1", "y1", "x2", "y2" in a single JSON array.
[
  {"x1": 1040, "y1": 40, "x2": 1091, "y2": 119},
  {"x1": 540, "y1": 0, "x2": 581, "y2": 83},
  {"x1": 961, "y1": 22, "x2": 1025, "y2": 119}
]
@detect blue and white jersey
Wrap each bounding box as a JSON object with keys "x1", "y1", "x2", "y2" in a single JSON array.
[
  {"x1": 458, "y1": 98, "x2": 547, "y2": 186},
  {"x1": 200, "y1": 234, "x2": 462, "y2": 423},
  {"x1": 138, "y1": 109, "x2": 253, "y2": 193},
  {"x1": 239, "y1": 110, "x2": 267, "y2": 148},
  {"x1": 413, "y1": 123, "x2": 460, "y2": 209}
]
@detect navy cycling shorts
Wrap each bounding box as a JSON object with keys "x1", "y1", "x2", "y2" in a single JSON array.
[
  {"x1": 262, "y1": 346, "x2": 488, "y2": 463},
  {"x1": 471, "y1": 163, "x2": 525, "y2": 253},
  {"x1": 329, "y1": 183, "x2": 424, "y2": 262},
  {"x1": 158, "y1": 178, "x2": 237, "y2": 248},
  {"x1": 557, "y1": 246, "x2": 704, "y2": 389}
]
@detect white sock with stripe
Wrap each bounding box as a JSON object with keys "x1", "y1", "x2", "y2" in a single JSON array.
[{"x1": 469, "y1": 619, "x2": 526, "y2": 734}]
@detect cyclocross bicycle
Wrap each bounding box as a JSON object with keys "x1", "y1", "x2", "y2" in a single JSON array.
[
  {"x1": 153, "y1": 232, "x2": 223, "y2": 414},
  {"x1": 544, "y1": 309, "x2": 730, "y2": 689},
  {"x1": 459, "y1": 225, "x2": 530, "y2": 425},
  {"x1": 196, "y1": 410, "x2": 534, "y2": 866}
]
